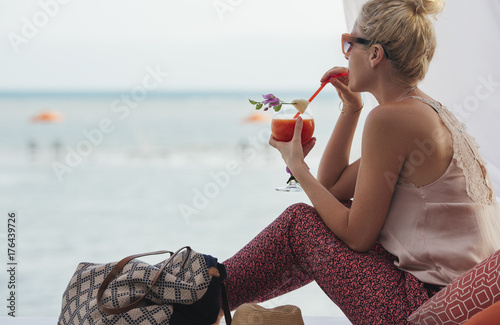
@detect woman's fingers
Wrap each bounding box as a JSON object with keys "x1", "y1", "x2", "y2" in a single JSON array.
[
  {"x1": 268, "y1": 135, "x2": 279, "y2": 149},
  {"x1": 292, "y1": 116, "x2": 303, "y2": 143},
  {"x1": 303, "y1": 137, "x2": 316, "y2": 157},
  {"x1": 320, "y1": 67, "x2": 349, "y2": 83},
  {"x1": 331, "y1": 77, "x2": 350, "y2": 92},
  {"x1": 320, "y1": 67, "x2": 357, "y2": 104}
]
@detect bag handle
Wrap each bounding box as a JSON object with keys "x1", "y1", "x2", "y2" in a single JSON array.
[
  {"x1": 221, "y1": 283, "x2": 232, "y2": 325},
  {"x1": 97, "y1": 246, "x2": 191, "y2": 315}
]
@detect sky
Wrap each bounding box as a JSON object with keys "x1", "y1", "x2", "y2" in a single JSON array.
[{"x1": 0, "y1": 0, "x2": 348, "y2": 92}]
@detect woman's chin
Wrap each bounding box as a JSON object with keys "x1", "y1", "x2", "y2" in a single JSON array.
[
  {"x1": 347, "y1": 78, "x2": 367, "y2": 94},
  {"x1": 348, "y1": 82, "x2": 361, "y2": 93}
]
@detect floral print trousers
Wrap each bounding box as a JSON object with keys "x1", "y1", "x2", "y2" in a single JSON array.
[{"x1": 223, "y1": 203, "x2": 438, "y2": 324}]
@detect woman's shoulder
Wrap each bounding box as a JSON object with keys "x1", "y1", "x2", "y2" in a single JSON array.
[
  {"x1": 367, "y1": 97, "x2": 441, "y2": 130},
  {"x1": 361, "y1": 103, "x2": 415, "y2": 152},
  {"x1": 365, "y1": 101, "x2": 416, "y2": 132},
  {"x1": 363, "y1": 97, "x2": 445, "y2": 153}
]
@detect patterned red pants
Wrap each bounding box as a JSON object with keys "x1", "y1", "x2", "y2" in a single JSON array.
[{"x1": 223, "y1": 203, "x2": 438, "y2": 324}]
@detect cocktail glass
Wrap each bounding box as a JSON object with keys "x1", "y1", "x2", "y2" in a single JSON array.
[{"x1": 271, "y1": 105, "x2": 314, "y2": 192}]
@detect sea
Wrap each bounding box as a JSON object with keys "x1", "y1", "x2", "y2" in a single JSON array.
[{"x1": 0, "y1": 91, "x2": 365, "y2": 319}]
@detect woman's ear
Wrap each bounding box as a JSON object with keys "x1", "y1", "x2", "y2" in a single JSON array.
[{"x1": 369, "y1": 44, "x2": 385, "y2": 68}]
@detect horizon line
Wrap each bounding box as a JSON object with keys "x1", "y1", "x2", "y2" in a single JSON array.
[{"x1": 0, "y1": 89, "x2": 327, "y2": 98}]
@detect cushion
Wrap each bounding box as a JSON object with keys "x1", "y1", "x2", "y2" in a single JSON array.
[
  {"x1": 408, "y1": 249, "x2": 500, "y2": 324},
  {"x1": 463, "y1": 300, "x2": 500, "y2": 325}
]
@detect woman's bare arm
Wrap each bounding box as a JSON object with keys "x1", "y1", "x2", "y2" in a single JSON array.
[
  {"x1": 326, "y1": 158, "x2": 360, "y2": 201},
  {"x1": 317, "y1": 110, "x2": 361, "y2": 189},
  {"x1": 282, "y1": 107, "x2": 406, "y2": 252},
  {"x1": 317, "y1": 68, "x2": 363, "y2": 192}
]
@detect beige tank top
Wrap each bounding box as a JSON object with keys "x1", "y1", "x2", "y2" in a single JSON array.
[{"x1": 379, "y1": 96, "x2": 500, "y2": 287}]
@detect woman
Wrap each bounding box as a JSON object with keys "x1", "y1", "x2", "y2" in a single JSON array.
[{"x1": 223, "y1": 0, "x2": 500, "y2": 323}]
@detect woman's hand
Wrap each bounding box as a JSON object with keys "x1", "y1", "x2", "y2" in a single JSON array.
[
  {"x1": 321, "y1": 67, "x2": 363, "y2": 112},
  {"x1": 269, "y1": 116, "x2": 316, "y2": 173}
]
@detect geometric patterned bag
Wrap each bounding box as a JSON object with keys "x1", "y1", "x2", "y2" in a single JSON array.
[{"x1": 58, "y1": 246, "x2": 232, "y2": 325}]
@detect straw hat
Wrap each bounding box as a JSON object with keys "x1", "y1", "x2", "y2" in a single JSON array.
[{"x1": 232, "y1": 303, "x2": 304, "y2": 325}]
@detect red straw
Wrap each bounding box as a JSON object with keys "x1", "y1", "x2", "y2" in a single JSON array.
[
  {"x1": 293, "y1": 71, "x2": 349, "y2": 119},
  {"x1": 308, "y1": 83, "x2": 328, "y2": 103},
  {"x1": 308, "y1": 72, "x2": 349, "y2": 103}
]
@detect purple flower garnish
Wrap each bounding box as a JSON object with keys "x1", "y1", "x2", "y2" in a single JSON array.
[
  {"x1": 265, "y1": 98, "x2": 280, "y2": 106},
  {"x1": 249, "y1": 94, "x2": 284, "y2": 111},
  {"x1": 262, "y1": 94, "x2": 280, "y2": 107}
]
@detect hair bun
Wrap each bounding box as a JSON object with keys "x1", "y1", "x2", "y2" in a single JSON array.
[{"x1": 412, "y1": 0, "x2": 445, "y2": 18}]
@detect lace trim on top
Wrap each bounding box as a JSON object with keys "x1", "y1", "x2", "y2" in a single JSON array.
[{"x1": 397, "y1": 97, "x2": 495, "y2": 205}]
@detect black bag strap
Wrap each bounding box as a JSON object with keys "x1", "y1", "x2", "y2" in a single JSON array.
[
  {"x1": 97, "y1": 246, "x2": 190, "y2": 315},
  {"x1": 221, "y1": 282, "x2": 232, "y2": 325}
]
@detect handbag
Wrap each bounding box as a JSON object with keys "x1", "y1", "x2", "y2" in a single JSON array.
[{"x1": 58, "y1": 246, "x2": 232, "y2": 325}]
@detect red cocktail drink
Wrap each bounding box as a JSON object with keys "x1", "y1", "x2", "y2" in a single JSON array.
[
  {"x1": 271, "y1": 118, "x2": 315, "y2": 144},
  {"x1": 271, "y1": 105, "x2": 314, "y2": 192}
]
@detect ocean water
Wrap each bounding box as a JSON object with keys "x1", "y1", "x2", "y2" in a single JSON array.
[{"x1": 0, "y1": 92, "x2": 364, "y2": 318}]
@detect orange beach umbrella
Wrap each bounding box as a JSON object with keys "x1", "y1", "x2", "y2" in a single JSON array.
[
  {"x1": 31, "y1": 110, "x2": 63, "y2": 123},
  {"x1": 242, "y1": 111, "x2": 271, "y2": 124}
]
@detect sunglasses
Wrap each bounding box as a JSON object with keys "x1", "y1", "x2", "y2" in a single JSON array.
[{"x1": 342, "y1": 33, "x2": 391, "y2": 60}]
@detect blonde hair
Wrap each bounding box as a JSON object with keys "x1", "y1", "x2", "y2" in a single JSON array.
[{"x1": 357, "y1": 0, "x2": 445, "y2": 86}]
